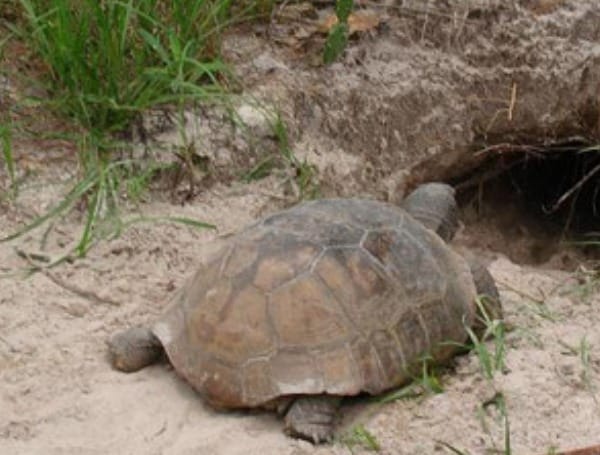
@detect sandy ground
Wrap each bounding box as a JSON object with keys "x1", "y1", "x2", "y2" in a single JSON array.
[
  {"x1": 2, "y1": 1, "x2": 600, "y2": 454},
  {"x1": 1, "y1": 165, "x2": 600, "y2": 455}
]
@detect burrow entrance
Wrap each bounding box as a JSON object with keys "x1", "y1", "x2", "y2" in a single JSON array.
[{"x1": 446, "y1": 139, "x2": 600, "y2": 269}]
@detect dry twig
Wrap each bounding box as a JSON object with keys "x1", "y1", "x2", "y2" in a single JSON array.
[{"x1": 16, "y1": 248, "x2": 121, "y2": 306}]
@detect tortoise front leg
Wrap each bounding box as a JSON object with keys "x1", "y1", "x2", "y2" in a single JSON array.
[
  {"x1": 284, "y1": 395, "x2": 341, "y2": 443},
  {"x1": 107, "y1": 327, "x2": 163, "y2": 372},
  {"x1": 466, "y1": 257, "x2": 503, "y2": 337}
]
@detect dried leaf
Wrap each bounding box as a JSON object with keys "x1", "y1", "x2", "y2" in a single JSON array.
[
  {"x1": 320, "y1": 14, "x2": 339, "y2": 33},
  {"x1": 277, "y1": 2, "x2": 318, "y2": 22},
  {"x1": 347, "y1": 10, "x2": 381, "y2": 34},
  {"x1": 527, "y1": 0, "x2": 565, "y2": 15},
  {"x1": 320, "y1": 10, "x2": 381, "y2": 35}
]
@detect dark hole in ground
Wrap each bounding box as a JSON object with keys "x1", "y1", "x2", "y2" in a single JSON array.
[{"x1": 449, "y1": 139, "x2": 600, "y2": 269}]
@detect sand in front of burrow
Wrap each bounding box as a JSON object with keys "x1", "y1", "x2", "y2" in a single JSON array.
[{"x1": 1, "y1": 163, "x2": 599, "y2": 455}]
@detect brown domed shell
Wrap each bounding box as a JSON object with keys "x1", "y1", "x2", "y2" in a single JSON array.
[{"x1": 152, "y1": 199, "x2": 477, "y2": 408}]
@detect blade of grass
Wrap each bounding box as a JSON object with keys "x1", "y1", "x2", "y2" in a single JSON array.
[
  {"x1": 0, "y1": 170, "x2": 99, "y2": 242},
  {"x1": 1, "y1": 123, "x2": 16, "y2": 196},
  {"x1": 121, "y1": 215, "x2": 216, "y2": 231},
  {"x1": 379, "y1": 382, "x2": 421, "y2": 403},
  {"x1": 436, "y1": 441, "x2": 471, "y2": 455},
  {"x1": 76, "y1": 174, "x2": 104, "y2": 257}
]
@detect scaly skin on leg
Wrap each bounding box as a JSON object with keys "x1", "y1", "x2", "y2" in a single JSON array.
[
  {"x1": 107, "y1": 327, "x2": 163, "y2": 372},
  {"x1": 284, "y1": 395, "x2": 341, "y2": 443},
  {"x1": 467, "y1": 257, "x2": 503, "y2": 336}
]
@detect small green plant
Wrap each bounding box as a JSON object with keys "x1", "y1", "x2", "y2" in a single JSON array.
[
  {"x1": 439, "y1": 393, "x2": 512, "y2": 455},
  {"x1": 378, "y1": 381, "x2": 421, "y2": 403},
  {"x1": 561, "y1": 265, "x2": 600, "y2": 304},
  {"x1": 484, "y1": 392, "x2": 511, "y2": 454},
  {"x1": 416, "y1": 356, "x2": 444, "y2": 394},
  {"x1": 470, "y1": 307, "x2": 511, "y2": 454},
  {"x1": 242, "y1": 156, "x2": 276, "y2": 182},
  {"x1": 526, "y1": 301, "x2": 558, "y2": 321},
  {"x1": 0, "y1": 122, "x2": 16, "y2": 198},
  {"x1": 437, "y1": 295, "x2": 510, "y2": 454},
  {"x1": 339, "y1": 424, "x2": 381, "y2": 453},
  {"x1": 559, "y1": 336, "x2": 596, "y2": 395},
  {"x1": 579, "y1": 336, "x2": 593, "y2": 390},
  {"x1": 380, "y1": 356, "x2": 444, "y2": 403},
  {"x1": 0, "y1": 25, "x2": 10, "y2": 57},
  {"x1": 124, "y1": 161, "x2": 175, "y2": 202},
  {"x1": 323, "y1": 0, "x2": 353, "y2": 64},
  {"x1": 512, "y1": 326, "x2": 544, "y2": 349},
  {"x1": 273, "y1": 114, "x2": 319, "y2": 199},
  {"x1": 241, "y1": 112, "x2": 319, "y2": 199},
  {"x1": 464, "y1": 296, "x2": 507, "y2": 380}
]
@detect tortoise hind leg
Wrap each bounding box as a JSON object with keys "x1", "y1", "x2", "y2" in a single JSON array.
[
  {"x1": 107, "y1": 327, "x2": 163, "y2": 372},
  {"x1": 284, "y1": 395, "x2": 341, "y2": 443}
]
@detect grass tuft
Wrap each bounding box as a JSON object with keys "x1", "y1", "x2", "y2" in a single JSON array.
[
  {"x1": 379, "y1": 357, "x2": 444, "y2": 404},
  {"x1": 339, "y1": 424, "x2": 381, "y2": 453},
  {"x1": 241, "y1": 111, "x2": 319, "y2": 199},
  {"x1": 323, "y1": 0, "x2": 354, "y2": 64},
  {"x1": 2, "y1": 0, "x2": 267, "y2": 255},
  {"x1": 18, "y1": 0, "x2": 232, "y2": 134},
  {"x1": 272, "y1": 114, "x2": 319, "y2": 199},
  {"x1": 438, "y1": 294, "x2": 510, "y2": 454},
  {"x1": 464, "y1": 295, "x2": 507, "y2": 380},
  {"x1": 561, "y1": 265, "x2": 600, "y2": 304}
]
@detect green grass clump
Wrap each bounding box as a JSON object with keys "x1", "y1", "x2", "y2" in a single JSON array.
[
  {"x1": 0, "y1": 122, "x2": 15, "y2": 198},
  {"x1": 380, "y1": 356, "x2": 444, "y2": 404},
  {"x1": 465, "y1": 296, "x2": 507, "y2": 380},
  {"x1": 323, "y1": 0, "x2": 354, "y2": 64},
  {"x1": 2, "y1": 1, "x2": 320, "y2": 259},
  {"x1": 271, "y1": 114, "x2": 320, "y2": 199},
  {"x1": 243, "y1": 112, "x2": 320, "y2": 199},
  {"x1": 339, "y1": 424, "x2": 381, "y2": 453},
  {"x1": 0, "y1": 1, "x2": 268, "y2": 256},
  {"x1": 438, "y1": 296, "x2": 510, "y2": 454},
  {"x1": 18, "y1": 0, "x2": 231, "y2": 134}
]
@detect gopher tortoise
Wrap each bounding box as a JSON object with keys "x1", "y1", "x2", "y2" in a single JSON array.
[{"x1": 108, "y1": 183, "x2": 501, "y2": 443}]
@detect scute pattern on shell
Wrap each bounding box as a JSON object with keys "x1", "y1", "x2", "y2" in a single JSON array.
[{"x1": 152, "y1": 199, "x2": 477, "y2": 408}]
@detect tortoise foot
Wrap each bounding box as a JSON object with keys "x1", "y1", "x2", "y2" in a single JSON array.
[
  {"x1": 284, "y1": 396, "x2": 340, "y2": 444},
  {"x1": 107, "y1": 327, "x2": 163, "y2": 372}
]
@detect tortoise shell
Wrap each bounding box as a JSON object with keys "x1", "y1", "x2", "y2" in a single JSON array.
[{"x1": 152, "y1": 199, "x2": 477, "y2": 408}]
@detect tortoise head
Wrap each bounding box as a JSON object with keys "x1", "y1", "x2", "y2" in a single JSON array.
[
  {"x1": 401, "y1": 182, "x2": 459, "y2": 243},
  {"x1": 403, "y1": 183, "x2": 503, "y2": 334}
]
